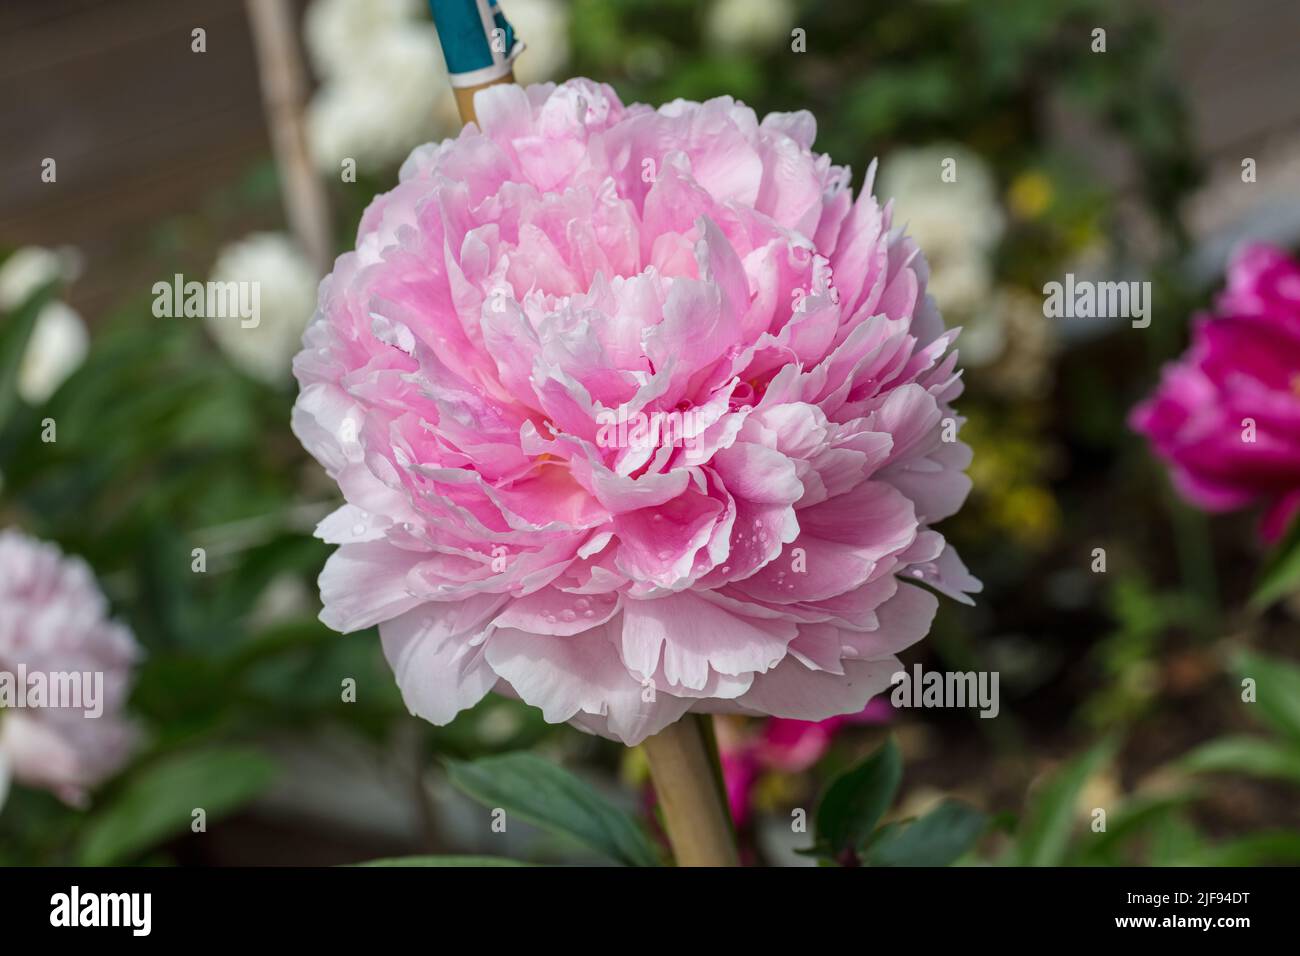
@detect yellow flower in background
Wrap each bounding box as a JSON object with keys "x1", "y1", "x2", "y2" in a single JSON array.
[
  {"x1": 995, "y1": 486, "x2": 1059, "y2": 549},
  {"x1": 964, "y1": 410, "x2": 1061, "y2": 549},
  {"x1": 1007, "y1": 170, "x2": 1053, "y2": 220}
]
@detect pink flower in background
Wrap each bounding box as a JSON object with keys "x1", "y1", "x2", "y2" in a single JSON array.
[
  {"x1": 719, "y1": 700, "x2": 892, "y2": 826},
  {"x1": 0, "y1": 530, "x2": 140, "y2": 807},
  {"x1": 292, "y1": 79, "x2": 979, "y2": 746},
  {"x1": 1131, "y1": 243, "x2": 1300, "y2": 541}
]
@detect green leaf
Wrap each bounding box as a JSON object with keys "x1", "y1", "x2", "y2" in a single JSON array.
[
  {"x1": 1145, "y1": 811, "x2": 1210, "y2": 866},
  {"x1": 444, "y1": 753, "x2": 659, "y2": 867},
  {"x1": 865, "y1": 799, "x2": 986, "y2": 867},
  {"x1": 1250, "y1": 517, "x2": 1300, "y2": 610},
  {"x1": 1179, "y1": 735, "x2": 1300, "y2": 785},
  {"x1": 0, "y1": 280, "x2": 58, "y2": 425},
  {"x1": 814, "y1": 736, "x2": 902, "y2": 857},
  {"x1": 78, "y1": 747, "x2": 278, "y2": 866},
  {"x1": 1074, "y1": 791, "x2": 1200, "y2": 865},
  {"x1": 1011, "y1": 736, "x2": 1116, "y2": 866},
  {"x1": 353, "y1": 856, "x2": 531, "y2": 867},
  {"x1": 1234, "y1": 649, "x2": 1300, "y2": 744},
  {"x1": 1169, "y1": 831, "x2": 1300, "y2": 866}
]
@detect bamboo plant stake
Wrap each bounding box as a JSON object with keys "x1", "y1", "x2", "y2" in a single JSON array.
[
  {"x1": 243, "y1": 0, "x2": 333, "y2": 277},
  {"x1": 427, "y1": 0, "x2": 739, "y2": 868}
]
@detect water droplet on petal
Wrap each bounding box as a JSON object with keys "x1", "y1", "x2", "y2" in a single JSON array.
[{"x1": 561, "y1": 609, "x2": 577, "y2": 622}]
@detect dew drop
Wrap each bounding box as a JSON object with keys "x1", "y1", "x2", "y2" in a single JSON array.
[{"x1": 561, "y1": 609, "x2": 577, "y2": 622}]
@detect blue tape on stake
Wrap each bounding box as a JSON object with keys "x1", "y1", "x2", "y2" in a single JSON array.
[{"x1": 428, "y1": 0, "x2": 523, "y2": 87}]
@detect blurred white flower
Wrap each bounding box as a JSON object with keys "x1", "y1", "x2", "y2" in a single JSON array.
[
  {"x1": 971, "y1": 287, "x2": 1059, "y2": 398},
  {"x1": 878, "y1": 144, "x2": 1005, "y2": 317},
  {"x1": 18, "y1": 302, "x2": 89, "y2": 405},
  {"x1": 247, "y1": 572, "x2": 313, "y2": 631},
  {"x1": 1, "y1": 246, "x2": 89, "y2": 405},
  {"x1": 208, "y1": 233, "x2": 319, "y2": 385},
  {"x1": 304, "y1": 0, "x2": 569, "y2": 175},
  {"x1": 0, "y1": 246, "x2": 80, "y2": 312},
  {"x1": 508, "y1": 0, "x2": 570, "y2": 85},
  {"x1": 304, "y1": 0, "x2": 424, "y2": 80},
  {"x1": 307, "y1": 27, "x2": 455, "y2": 173},
  {"x1": 707, "y1": 0, "x2": 795, "y2": 51}
]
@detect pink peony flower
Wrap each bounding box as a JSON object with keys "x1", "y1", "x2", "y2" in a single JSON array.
[
  {"x1": 292, "y1": 79, "x2": 979, "y2": 746},
  {"x1": 1131, "y1": 243, "x2": 1300, "y2": 542},
  {"x1": 0, "y1": 530, "x2": 140, "y2": 806}
]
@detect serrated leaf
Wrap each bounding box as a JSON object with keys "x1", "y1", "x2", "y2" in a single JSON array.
[
  {"x1": 445, "y1": 753, "x2": 659, "y2": 866},
  {"x1": 814, "y1": 736, "x2": 902, "y2": 857}
]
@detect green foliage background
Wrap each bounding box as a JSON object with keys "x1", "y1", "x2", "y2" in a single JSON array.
[{"x1": 1, "y1": 0, "x2": 1297, "y2": 867}]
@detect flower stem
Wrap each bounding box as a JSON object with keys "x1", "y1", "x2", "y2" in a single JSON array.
[{"x1": 641, "y1": 715, "x2": 739, "y2": 867}]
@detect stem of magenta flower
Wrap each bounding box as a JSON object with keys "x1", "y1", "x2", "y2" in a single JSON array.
[{"x1": 641, "y1": 715, "x2": 739, "y2": 867}]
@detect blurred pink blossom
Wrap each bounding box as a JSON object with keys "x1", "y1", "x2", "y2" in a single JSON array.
[
  {"x1": 720, "y1": 699, "x2": 892, "y2": 826},
  {"x1": 1131, "y1": 243, "x2": 1300, "y2": 541},
  {"x1": 0, "y1": 530, "x2": 140, "y2": 807}
]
